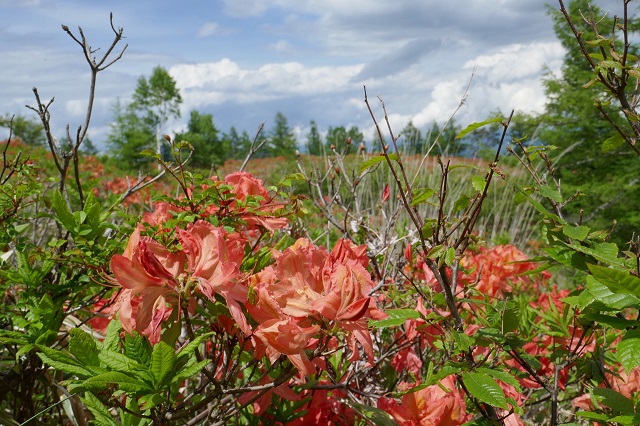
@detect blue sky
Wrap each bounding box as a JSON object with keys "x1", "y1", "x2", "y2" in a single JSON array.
[{"x1": 0, "y1": 0, "x2": 622, "y2": 151}]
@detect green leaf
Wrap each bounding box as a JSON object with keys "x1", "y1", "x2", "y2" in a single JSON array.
[
  {"x1": 69, "y1": 328, "x2": 100, "y2": 367},
  {"x1": 575, "y1": 411, "x2": 611, "y2": 421},
  {"x1": 421, "y1": 218, "x2": 437, "y2": 239},
  {"x1": 443, "y1": 247, "x2": 456, "y2": 266},
  {"x1": 359, "y1": 153, "x2": 398, "y2": 173},
  {"x1": 84, "y1": 372, "x2": 152, "y2": 392},
  {"x1": 461, "y1": 371, "x2": 508, "y2": 409},
  {"x1": 588, "y1": 264, "x2": 640, "y2": 297},
  {"x1": 453, "y1": 194, "x2": 470, "y2": 213},
  {"x1": 99, "y1": 350, "x2": 146, "y2": 373},
  {"x1": 411, "y1": 187, "x2": 436, "y2": 206},
  {"x1": 618, "y1": 329, "x2": 640, "y2": 372},
  {"x1": 592, "y1": 388, "x2": 635, "y2": 414},
  {"x1": 569, "y1": 242, "x2": 622, "y2": 267},
  {"x1": 177, "y1": 332, "x2": 213, "y2": 360},
  {"x1": 124, "y1": 332, "x2": 152, "y2": 365},
  {"x1": 452, "y1": 331, "x2": 475, "y2": 354},
  {"x1": 51, "y1": 190, "x2": 76, "y2": 231},
  {"x1": 602, "y1": 133, "x2": 625, "y2": 152},
  {"x1": 81, "y1": 392, "x2": 120, "y2": 426},
  {"x1": 345, "y1": 400, "x2": 399, "y2": 426},
  {"x1": 562, "y1": 225, "x2": 590, "y2": 242},
  {"x1": 426, "y1": 244, "x2": 446, "y2": 260},
  {"x1": 471, "y1": 175, "x2": 486, "y2": 192},
  {"x1": 138, "y1": 392, "x2": 165, "y2": 412},
  {"x1": 599, "y1": 60, "x2": 624, "y2": 69},
  {"x1": 456, "y1": 117, "x2": 503, "y2": 139},
  {"x1": 37, "y1": 346, "x2": 95, "y2": 378},
  {"x1": 171, "y1": 359, "x2": 210, "y2": 385},
  {"x1": 538, "y1": 185, "x2": 563, "y2": 202},
  {"x1": 369, "y1": 309, "x2": 420, "y2": 328},
  {"x1": 151, "y1": 341, "x2": 176, "y2": 388},
  {"x1": 476, "y1": 367, "x2": 521, "y2": 391},
  {"x1": 102, "y1": 320, "x2": 122, "y2": 353},
  {"x1": 585, "y1": 276, "x2": 640, "y2": 310},
  {"x1": 581, "y1": 313, "x2": 640, "y2": 330},
  {"x1": 608, "y1": 413, "x2": 640, "y2": 424}
]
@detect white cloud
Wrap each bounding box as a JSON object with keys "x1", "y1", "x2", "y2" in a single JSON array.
[
  {"x1": 170, "y1": 60, "x2": 365, "y2": 111},
  {"x1": 463, "y1": 41, "x2": 565, "y2": 82},
  {"x1": 197, "y1": 22, "x2": 221, "y2": 38},
  {"x1": 268, "y1": 40, "x2": 293, "y2": 54}
]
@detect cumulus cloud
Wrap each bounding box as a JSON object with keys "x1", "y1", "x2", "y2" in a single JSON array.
[
  {"x1": 169, "y1": 60, "x2": 364, "y2": 110},
  {"x1": 2, "y1": 0, "x2": 582, "y2": 150}
]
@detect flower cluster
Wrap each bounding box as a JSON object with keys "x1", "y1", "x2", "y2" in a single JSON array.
[{"x1": 248, "y1": 238, "x2": 386, "y2": 376}]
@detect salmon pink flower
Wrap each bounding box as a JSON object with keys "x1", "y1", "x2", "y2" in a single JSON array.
[
  {"x1": 212, "y1": 172, "x2": 289, "y2": 231},
  {"x1": 378, "y1": 375, "x2": 470, "y2": 426},
  {"x1": 289, "y1": 383, "x2": 356, "y2": 425},
  {"x1": 461, "y1": 245, "x2": 541, "y2": 298},
  {"x1": 178, "y1": 221, "x2": 250, "y2": 334},
  {"x1": 109, "y1": 228, "x2": 186, "y2": 343},
  {"x1": 269, "y1": 238, "x2": 327, "y2": 317},
  {"x1": 253, "y1": 317, "x2": 320, "y2": 377},
  {"x1": 227, "y1": 172, "x2": 288, "y2": 231}
]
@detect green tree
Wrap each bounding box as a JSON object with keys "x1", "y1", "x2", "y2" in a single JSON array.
[
  {"x1": 399, "y1": 121, "x2": 423, "y2": 154},
  {"x1": 539, "y1": 0, "x2": 640, "y2": 242},
  {"x1": 306, "y1": 120, "x2": 323, "y2": 156},
  {"x1": 268, "y1": 112, "x2": 297, "y2": 158},
  {"x1": 175, "y1": 111, "x2": 225, "y2": 168},
  {"x1": 0, "y1": 114, "x2": 46, "y2": 146},
  {"x1": 222, "y1": 126, "x2": 252, "y2": 160},
  {"x1": 106, "y1": 99, "x2": 155, "y2": 169},
  {"x1": 325, "y1": 126, "x2": 364, "y2": 155},
  {"x1": 131, "y1": 66, "x2": 182, "y2": 163},
  {"x1": 79, "y1": 136, "x2": 98, "y2": 156},
  {"x1": 424, "y1": 120, "x2": 464, "y2": 156}
]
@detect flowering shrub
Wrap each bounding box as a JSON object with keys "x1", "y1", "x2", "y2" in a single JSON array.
[{"x1": 3, "y1": 9, "x2": 640, "y2": 425}]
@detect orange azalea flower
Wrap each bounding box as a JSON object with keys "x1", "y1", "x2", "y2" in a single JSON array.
[
  {"x1": 204, "y1": 172, "x2": 288, "y2": 231},
  {"x1": 378, "y1": 375, "x2": 470, "y2": 426},
  {"x1": 290, "y1": 384, "x2": 356, "y2": 425},
  {"x1": 269, "y1": 238, "x2": 327, "y2": 317},
  {"x1": 461, "y1": 245, "x2": 541, "y2": 298},
  {"x1": 246, "y1": 237, "x2": 384, "y2": 372},
  {"x1": 110, "y1": 228, "x2": 186, "y2": 343},
  {"x1": 178, "y1": 220, "x2": 250, "y2": 334},
  {"x1": 141, "y1": 201, "x2": 183, "y2": 228},
  {"x1": 253, "y1": 317, "x2": 320, "y2": 377}
]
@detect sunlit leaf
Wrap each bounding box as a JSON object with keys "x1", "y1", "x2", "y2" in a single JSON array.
[
  {"x1": 369, "y1": 309, "x2": 420, "y2": 328},
  {"x1": 456, "y1": 117, "x2": 503, "y2": 139}
]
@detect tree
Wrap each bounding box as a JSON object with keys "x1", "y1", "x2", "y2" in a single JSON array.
[
  {"x1": 399, "y1": 121, "x2": 423, "y2": 154},
  {"x1": 106, "y1": 99, "x2": 155, "y2": 169},
  {"x1": 268, "y1": 112, "x2": 297, "y2": 158},
  {"x1": 222, "y1": 126, "x2": 252, "y2": 160},
  {"x1": 538, "y1": 0, "x2": 640, "y2": 242},
  {"x1": 424, "y1": 120, "x2": 464, "y2": 156},
  {"x1": 175, "y1": 111, "x2": 225, "y2": 168},
  {"x1": 325, "y1": 126, "x2": 364, "y2": 155},
  {"x1": 131, "y1": 66, "x2": 182, "y2": 163},
  {"x1": 306, "y1": 120, "x2": 323, "y2": 156},
  {"x1": 0, "y1": 114, "x2": 46, "y2": 146},
  {"x1": 79, "y1": 136, "x2": 98, "y2": 156}
]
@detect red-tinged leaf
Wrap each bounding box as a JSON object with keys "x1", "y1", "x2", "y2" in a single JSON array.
[{"x1": 381, "y1": 184, "x2": 390, "y2": 203}]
